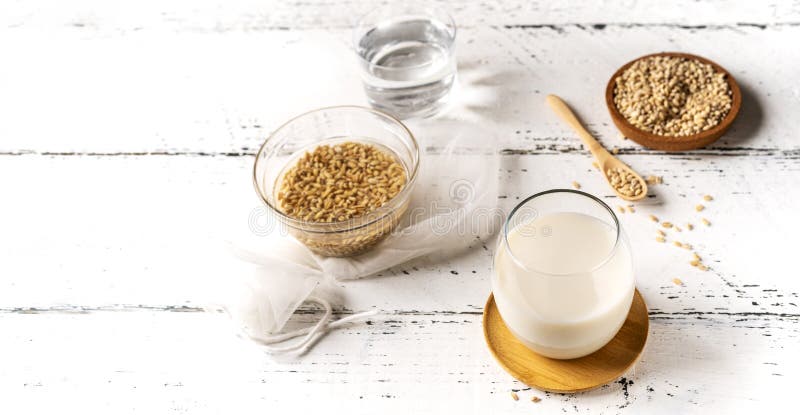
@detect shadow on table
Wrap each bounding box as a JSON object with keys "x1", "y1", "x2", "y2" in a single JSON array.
[
  {"x1": 565, "y1": 316, "x2": 733, "y2": 404},
  {"x1": 442, "y1": 59, "x2": 539, "y2": 124},
  {"x1": 716, "y1": 81, "x2": 765, "y2": 147}
]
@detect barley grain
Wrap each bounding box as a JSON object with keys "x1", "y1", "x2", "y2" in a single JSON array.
[
  {"x1": 613, "y1": 56, "x2": 732, "y2": 137},
  {"x1": 606, "y1": 166, "x2": 645, "y2": 197},
  {"x1": 278, "y1": 142, "x2": 407, "y2": 223}
]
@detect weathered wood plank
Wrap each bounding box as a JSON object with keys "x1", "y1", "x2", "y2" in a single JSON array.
[
  {"x1": 0, "y1": 310, "x2": 794, "y2": 414},
  {"x1": 3, "y1": 0, "x2": 799, "y2": 31},
  {"x1": 1, "y1": 154, "x2": 798, "y2": 319},
  {"x1": 0, "y1": 25, "x2": 796, "y2": 154}
]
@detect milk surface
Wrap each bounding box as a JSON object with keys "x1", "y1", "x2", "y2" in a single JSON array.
[{"x1": 492, "y1": 212, "x2": 634, "y2": 359}]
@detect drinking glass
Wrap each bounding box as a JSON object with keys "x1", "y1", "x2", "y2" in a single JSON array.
[
  {"x1": 491, "y1": 190, "x2": 635, "y2": 359},
  {"x1": 353, "y1": 3, "x2": 457, "y2": 119}
]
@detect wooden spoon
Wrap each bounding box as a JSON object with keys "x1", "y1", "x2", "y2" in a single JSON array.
[{"x1": 546, "y1": 94, "x2": 647, "y2": 202}]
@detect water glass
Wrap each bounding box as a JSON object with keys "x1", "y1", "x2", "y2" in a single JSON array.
[{"x1": 353, "y1": 4, "x2": 457, "y2": 119}]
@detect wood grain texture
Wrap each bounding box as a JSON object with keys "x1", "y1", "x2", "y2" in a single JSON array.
[
  {"x1": 1, "y1": 25, "x2": 798, "y2": 154},
  {"x1": 3, "y1": 0, "x2": 800, "y2": 30},
  {"x1": 484, "y1": 290, "x2": 649, "y2": 393},
  {"x1": 1, "y1": 0, "x2": 799, "y2": 413},
  {"x1": 0, "y1": 309, "x2": 794, "y2": 414}
]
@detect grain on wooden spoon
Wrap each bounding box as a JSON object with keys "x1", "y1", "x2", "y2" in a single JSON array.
[{"x1": 546, "y1": 94, "x2": 648, "y2": 201}]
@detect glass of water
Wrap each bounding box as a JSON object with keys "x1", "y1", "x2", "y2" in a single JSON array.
[{"x1": 353, "y1": 4, "x2": 457, "y2": 119}]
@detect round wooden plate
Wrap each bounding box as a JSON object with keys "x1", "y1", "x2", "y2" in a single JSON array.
[
  {"x1": 483, "y1": 289, "x2": 648, "y2": 393},
  {"x1": 605, "y1": 52, "x2": 742, "y2": 151}
]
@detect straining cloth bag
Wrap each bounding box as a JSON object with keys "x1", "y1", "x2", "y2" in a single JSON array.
[{"x1": 226, "y1": 118, "x2": 499, "y2": 351}]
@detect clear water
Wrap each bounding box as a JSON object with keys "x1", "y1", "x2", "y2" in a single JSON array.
[{"x1": 356, "y1": 18, "x2": 456, "y2": 118}]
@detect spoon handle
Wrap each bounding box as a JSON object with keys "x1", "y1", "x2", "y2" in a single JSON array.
[{"x1": 546, "y1": 95, "x2": 610, "y2": 159}]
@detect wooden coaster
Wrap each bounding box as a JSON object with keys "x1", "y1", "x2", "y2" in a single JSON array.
[{"x1": 483, "y1": 289, "x2": 648, "y2": 393}]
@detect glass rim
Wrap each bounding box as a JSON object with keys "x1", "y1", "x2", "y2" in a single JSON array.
[
  {"x1": 501, "y1": 189, "x2": 622, "y2": 277},
  {"x1": 352, "y1": 2, "x2": 457, "y2": 71},
  {"x1": 252, "y1": 105, "x2": 420, "y2": 234}
]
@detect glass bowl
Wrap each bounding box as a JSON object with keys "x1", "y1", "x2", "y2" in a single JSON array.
[{"x1": 253, "y1": 106, "x2": 420, "y2": 257}]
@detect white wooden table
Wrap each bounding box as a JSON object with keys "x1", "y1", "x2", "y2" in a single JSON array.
[{"x1": 2, "y1": 1, "x2": 799, "y2": 413}]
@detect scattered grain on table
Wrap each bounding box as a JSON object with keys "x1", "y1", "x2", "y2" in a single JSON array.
[{"x1": 646, "y1": 175, "x2": 663, "y2": 185}]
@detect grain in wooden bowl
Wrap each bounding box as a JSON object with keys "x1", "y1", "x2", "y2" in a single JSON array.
[{"x1": 605, "y1": 52, "x2": 742, "y2": 151}]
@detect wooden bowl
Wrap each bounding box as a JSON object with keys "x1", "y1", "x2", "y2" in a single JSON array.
[{"x1": 605, "y1": 52, "x2": 742, "y2": 151}]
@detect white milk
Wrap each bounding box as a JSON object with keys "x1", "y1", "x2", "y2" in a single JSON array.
[{"x1": 492, "y1": 212, "x2": 634, "y2": 359}]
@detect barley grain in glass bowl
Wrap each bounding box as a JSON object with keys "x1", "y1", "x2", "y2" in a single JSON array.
[{"x1": 253, "y1": 106, "x2": 420, "y2": 257}]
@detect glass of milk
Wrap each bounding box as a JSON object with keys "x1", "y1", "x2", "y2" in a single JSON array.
[{"x1": 492, "y1": 190, "x2": 635, "y2": 359}]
